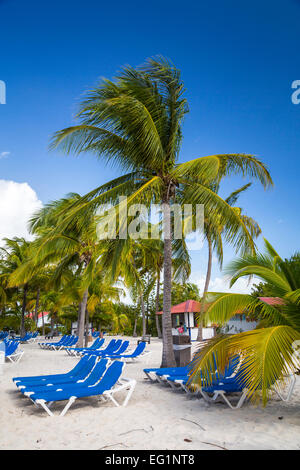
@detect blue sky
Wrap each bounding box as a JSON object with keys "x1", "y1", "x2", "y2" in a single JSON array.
[{"x1": 0, "y1": 0, "x2": 299, "y2": 293}]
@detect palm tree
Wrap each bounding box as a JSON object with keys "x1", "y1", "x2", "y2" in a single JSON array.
[
  {"x1": 189, "y1": 239, "x2": 300, "y2": 405},
  {"x1": 0, "y1": 237, "x2": 32, "y2": 336},
  {"x1": 51, "y1": 57, "x2": 273, "y2": 366},
  {"x1": 21, "y1": 194, "x2": 103, "y2": 347},
  {"x1": 196, "y1": 183, "x2": 262, "y2": 340}
]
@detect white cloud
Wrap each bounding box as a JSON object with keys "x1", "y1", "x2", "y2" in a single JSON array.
[
  {"x1": 190, "y1": 272, "x2": 259, "y2": 295},
  {"x1": 0, "y1": 180, "x2": 43, "y2": 244},
  {"x1": 0, "y1": 151, "x2": 10, "y2": 159}
]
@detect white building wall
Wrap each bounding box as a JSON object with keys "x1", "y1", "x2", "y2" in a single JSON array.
[{"x1": 223, "y1": 318, "x2": 257, "y2": 334}]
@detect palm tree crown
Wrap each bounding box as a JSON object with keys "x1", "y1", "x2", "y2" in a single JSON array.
[{"x1": 51, "y1": 57, "x2": 273, "y2": 366}]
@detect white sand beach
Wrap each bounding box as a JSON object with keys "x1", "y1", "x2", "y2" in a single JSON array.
[{"x1": 0, "y1": 336, "x2": 300, "y2": 450}]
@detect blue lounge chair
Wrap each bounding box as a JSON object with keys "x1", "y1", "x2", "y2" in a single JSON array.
[
  {"x1": 54, "y1": 336, "x2": 78, "y2": 350},
  {"x1": 84, "y1": 340, "x2": 130, "y2": 358},
  {"x1": 14, "y1": 333, "x2": 32, "y2": 343},
  {"x1": 107, "y1": 342, "x2": 150, "y2": 362},
  {"x1": 21, "y1": 358, "x2": 109, "y2": 395},
  {"x1": 101, "y1": 340, "x2": 130, "y2": 356},
  {"x1": 12, "y1": 356, "x2": 95, "y2": 386},
  {"x1": 144, "y1": 355, "x2": 240, "y2": 394},
  {"x1": 66, "y1": 337, "x2": 105, "y2": 357},
  {"x1": 199, "y1": 362, "x2": 297, "y2": 409},
  {"x1": 83, "y1": 339, "x2": 122, "y2": 357},
  {"x1": 15, "y1": 357, "x2": 96, "y2": 390},
  {"x1": 20, "y1": 360, "x2": 136, "y2": 416},
  {"x1": 144, "y1": 366, "x2": 188, "y2": 381},
  {"x1": 164, "y1": 355, "x2": 240, "y2": 394},
  {"x1": 3, "y1": 340, "x2": 24, "y2": 363},
  {"x1": 38, "y1": 335, "x2": 68, "y2": 349}
]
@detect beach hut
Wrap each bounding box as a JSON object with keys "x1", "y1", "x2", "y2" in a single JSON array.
[{"x1": 156, "y1": 300, "x2": 215, "y2": 341}]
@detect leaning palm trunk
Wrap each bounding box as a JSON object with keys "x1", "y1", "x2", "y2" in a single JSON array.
[
  {"x1": 132, "y1": 313, "x2": 137, "y2": 337},
  {"x1": 155, "y1": 272, "x2": 162, "y2": 338},
  {"x1": 84, "y1": 307, "x2": 89, "y2": 347},
  {"x1": 34, "y1": 287, "x2": 40, "y2": 327},
  {"x1": 197, "y1": 236, "x2": 213, "y2": 341},
  {"x1": 77, "y1": 288, "x2": 88, "y2": 348},
  {"x1": 161, "y1": 199, "x2": 176, "y2": 367},
  {"x1": 20, "y1": 284, "x2": 28, "y2": 337},
  {"x1": 141, "y1": 293, "x2": 146, "y2": 337},
  {"x1": 50, "y1": 314, "x2": 55, "y2": 336},
  {"x1": 41, "y1": 311, "x2": 45, "y2": 336}
]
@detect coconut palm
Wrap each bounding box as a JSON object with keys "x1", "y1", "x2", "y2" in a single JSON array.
[
  {"x1": 17, "y1": 194, "x2": 103, "y2": 347},
  {"x1": 51, "y1": 57, "x2": 273, "y2": 366},
  {"x1": 189, "y1": 239, "x2": 300, "y2": 405},
  {"x1": 0, "y1": 237, "x2": 32, "y2": 336},
  {"x1": 196, "y1": 183, "x2": 262, "y2": 340}
]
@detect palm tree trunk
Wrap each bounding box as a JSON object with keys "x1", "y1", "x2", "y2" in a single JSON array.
[
  {"x1": 141, "y1": 293, "x2": 146, "y2": 337},
  {"x1": 34, "y1": 287, "x2": 40, "y2": 327},
  {"x1": 161, "y1": 197, "x2": 176, "y2": 367},
  {"x1": 50, "y1": 313, "x2": 55, "y2": 336},
  {"x1": 155, "y1": 271, "x2": 162, "y2": 338},
  {"x1": 41, "y1": 311, "x2": 45, "y2": 336},
  {"x1": 20, "y1": 284, "x2": 28, "y2": 337},
  {"x1": 77, "y1": 288, "x2": 88, "y2": 348},
  {"x1": 197, "y1": 235, "x2": 213, "y2": 341},
  {"x1": 84, "y1": 307, "x2": 89, "y2": 347},
  {"x1": 133, "y1": 313, "x2": 137, "y2": 337},
  {"x1": 76, "y1": 303, "x2": 81, "y2": 335}
]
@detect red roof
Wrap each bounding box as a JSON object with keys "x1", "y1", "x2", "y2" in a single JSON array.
[
  {"x1": 27, "y1": 312, "x2": 49, "y2": 319},
  {"x1": 156, "y1": 296, "x2": 285, "y2": 315},
  {"x1": 156, "y1": 300, "x2": 202, "y2": 315}
]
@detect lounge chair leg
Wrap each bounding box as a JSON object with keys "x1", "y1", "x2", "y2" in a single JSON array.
[
  {"x1": 123, "y1": 380, "x2": 136, "y2": 407},
  {"x1": 143, "y1": 372, "x2": 156, "y2": 382},
  {"x1": 155, "y1": 375, "x2": 166, "y2": 385},
  {"x1": 60, "y1": 397, "x2": 77, "y2": 417},
  {"x1": 106, "y1": 393, "x2": 120, "y2": 407},
  {"x1": 217, "y1": 389, "x2": 248, "y2": 409},
  {"x1": 36, "y1": 400, "x2": 54, "y2": 417},
  {"x1": 168, "y1": 381, "x2": 181, "y2": 391},
  {"x1": 274, "y1": 375, "x2": 296, "y2": 402}
]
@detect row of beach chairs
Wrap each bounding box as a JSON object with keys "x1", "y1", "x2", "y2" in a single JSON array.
[
  {"x1": 144, "y1": 355, "x2": 297, "y2": 409},
  {"x1": 0, "y1": 331, "x2": 9, "y2": 340},
  {"x1": 12, "y1": 354, "x2": 136, "y2": 416},
  {"x1": 14, "y1": 331, "x2": 38, "y2": 343},
  {"x1": 1, "y1": 338, "x2": 24, "y2": 363},
  {"x1": 38, "y1": 335, "x2": 151, "y2": 362},
  {"x1": 38, "y1": 335, "x2": 78, "y2": 350},
  {"x1": 65, "y1": 338, "x2": 150, "y2": 362}
]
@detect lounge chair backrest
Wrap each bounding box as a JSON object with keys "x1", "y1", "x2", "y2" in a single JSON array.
[
  {"x1": 96, "y1": 360, "x2": 124, "y2": 392},
  {"x1": 95, "y1": 338, "x2": 105, "y2": 349},
  {"x1": 131, "y1": 341, "x2": 146, "y2": 356},
  {"x1": 103, "y1": 339, "x2": 117, "y2": 352},
  {"x1": 84, "y1": 358, "x2": 108, "y2": 386},
  {"x1": 6, "y1": 341, "x2": 19, "y2": 356},
  {"x1": 64, "y1": 336, "x2": 76, "y2": 346},
  {"x1": 113, "y1": 340, "x2": 129, "y2": 355},
  {"x1": 74, "y1": 355, "x2": 98, "y2": 381},
  {"x1": 69, "y1": 355, "x2": 90, "y2": 376},
  {"x1": 90, "y1": 337, "x2": 102, "y2": 349}
]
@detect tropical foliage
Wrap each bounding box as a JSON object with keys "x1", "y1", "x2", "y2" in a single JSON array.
[
  {"x1": 189, "y1": 240, "x2": 300, "y2": 405},
  {"x1": 50, "y1": 57, "x2": 272, "y2": 366}
]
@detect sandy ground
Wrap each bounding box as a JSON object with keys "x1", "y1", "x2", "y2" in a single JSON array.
[{"x1": 0, "y1": 335, "x2": 300, "y2": 450}]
